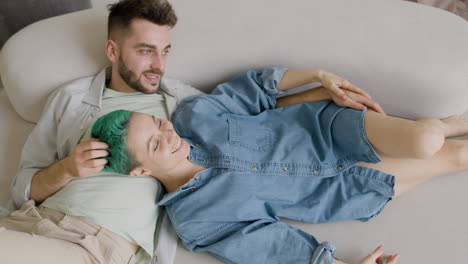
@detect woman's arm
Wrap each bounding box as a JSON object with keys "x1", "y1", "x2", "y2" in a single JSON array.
[
  {"x1": 276, "y1": 86, "x2": 331, "y2": 108},
  {"x1": 333, "y1": 246, "x2": 400, "y2": 264},
  {"x1": 276, "y1": 70, "x2": 385, "y2": 114},
  {"x1": 277, "y1": 70, "x2": 323, "y2": 91}
]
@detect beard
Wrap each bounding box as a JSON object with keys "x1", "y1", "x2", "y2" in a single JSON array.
[{"x1": 117, "y1": 56, "x2": 164, "y2": 94}]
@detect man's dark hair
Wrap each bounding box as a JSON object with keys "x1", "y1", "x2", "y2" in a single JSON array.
[{"x1": 107, "y1": 0, "x2": 178, "y2": 40}]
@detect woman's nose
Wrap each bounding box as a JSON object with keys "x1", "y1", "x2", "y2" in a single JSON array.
[{"x1": 162, "y1": 120, "x2": 174, "y2": 131}]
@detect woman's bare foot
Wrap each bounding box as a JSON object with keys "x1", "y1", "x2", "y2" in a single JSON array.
[{"x1": 441, "y1": 115, "x2": 468, "y2": 138}]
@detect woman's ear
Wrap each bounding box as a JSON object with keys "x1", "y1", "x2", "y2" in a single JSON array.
[{"x1": 129, "y1": 167, "x2": 152, "y2": 177}]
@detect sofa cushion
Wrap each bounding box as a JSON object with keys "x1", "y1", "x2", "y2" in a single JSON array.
[
  {"x1": 0, "y1": 0, "x2": 467, "y2": 122},
  {"x1": 0, "y1": 90, "x2": 34, "y2": 201}
]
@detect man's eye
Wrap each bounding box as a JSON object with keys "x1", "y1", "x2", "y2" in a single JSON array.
[
  {"x1": 162, "y1": 50, "x2": 170, "y2": 55},
  {"x1": 140, "y1": 49, "x2": 151, "y2": 54}
]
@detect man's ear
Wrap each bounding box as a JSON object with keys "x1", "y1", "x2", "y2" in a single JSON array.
[
  {"x1": 105, "y1": 39, "x2": 119, "y2": 63},
  {"x1": 129, "y1": 167, "x2": 152, "y2": 177}
]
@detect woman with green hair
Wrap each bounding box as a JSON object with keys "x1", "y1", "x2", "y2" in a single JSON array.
[
  {"x1": 91, "y1": 109, "x2": 138, "y2": 174},
  {"x1": 90, "y1": 67, "x2": 468, "y2": 264}
]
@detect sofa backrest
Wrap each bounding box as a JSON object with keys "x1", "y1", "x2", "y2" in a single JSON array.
[{"x1": 1, "y1": 0, "x2": 467, "y2": 123}]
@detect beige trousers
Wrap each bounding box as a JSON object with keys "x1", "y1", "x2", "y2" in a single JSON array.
[{"x1": 0, "y1": 200, "x2": 138, "y2": 264}]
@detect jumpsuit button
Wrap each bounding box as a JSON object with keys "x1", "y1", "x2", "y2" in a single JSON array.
[
  {"x1": 282, "y1": 167, "x2": 289, "y2": 172},
  {"x1": 79, "y1": 125, "x2": 84, "y2": 130},
  {"x1": 194, "y1": 176, "x2": 200, "y2": 180},
  {"x1": 313, "y1": 169, "x2": 319, "y2": 174},
  {"x1": 195, "y1": 143, "x2": 201, "y2": 147},
  {"x1": 337, "y1": 165, "x2": 344, "y2": 170},
  {"x1": 252, "y1": 166, "x2": 258, "y2": 171}
]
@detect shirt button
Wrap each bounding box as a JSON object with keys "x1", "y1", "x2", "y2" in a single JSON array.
[
  {"x1": 194, "y1": 176, "x2": 200, "y2": 180},
  {"x1": 252, "y1": 166, "x2": 258, "y2": 171},
  {"x1": 79, "y1": 125, "x2": 84, "y2": 130},
  {"x1": 282, "y1": 167, "x2": 289, "y2": 172},
  {"x1": 195, "y1": 143, "x2": 201, "y2": 147},
  {"x1": 313, "y1": 169, "x2": 319, "y2": 174},
  {"x1": 191, "y1": 188, "x2": 196, "y2": 191},
  {"x1": 337, "y1": 165, "x2": 344, "y2": 170}
]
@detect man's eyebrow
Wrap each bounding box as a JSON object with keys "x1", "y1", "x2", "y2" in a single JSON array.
[{"x1": 134, "y1": 43, "x2": 172, "y2": 50}]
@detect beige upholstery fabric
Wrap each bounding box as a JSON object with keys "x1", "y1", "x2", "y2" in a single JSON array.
[
  {"x1": 0, "y1": 0, "x2": 467, "y2": 263},
  {"x1": 1, "y1": 0, "x2": 467, "y2": 123},
  {"x1": 0, "y1": 91, "x2": 34, "y2": 201}
]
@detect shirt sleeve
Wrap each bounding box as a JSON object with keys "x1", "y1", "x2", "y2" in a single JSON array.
[
  {"x1": 208, "y1": 66, "x2": 288, "y2": 115},
  {"x1": 11, "y1": 88, "x2": 64, "y2": 208},
  {"x1": 192, "y1": 221, "x2": 336, "y2": 264}
]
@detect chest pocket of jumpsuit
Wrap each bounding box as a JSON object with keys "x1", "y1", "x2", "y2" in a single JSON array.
[{"x1": 227, "y1": 116, "x2": 273, "y2": 152}]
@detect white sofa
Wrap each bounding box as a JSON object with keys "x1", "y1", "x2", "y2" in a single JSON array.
[{"x1": 1, "y1": 0, "x2": 467, "y2": 263}]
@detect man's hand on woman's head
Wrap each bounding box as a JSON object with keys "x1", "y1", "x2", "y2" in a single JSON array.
[
  {"x1": 62, "y1": 138, "x2": 109, "y2": 179},
  {"x1": 318, "y1": 71, "x2": 386, "y2": 115}
]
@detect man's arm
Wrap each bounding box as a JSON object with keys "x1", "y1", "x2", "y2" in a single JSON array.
[
  {"x1": 14, "y1": 88, "x2": 109, "y2": 204},
  {"x1": 197, "y1": 221, "x2": 337, "y2": 264},
  {"x1": 30, "y1": 160, "x2": 73, "y2": 202},
  {"x1": 30, "y1": 138, "x2": 108, "y2": 202}
]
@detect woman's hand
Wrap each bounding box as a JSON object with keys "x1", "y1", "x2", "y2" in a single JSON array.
[
  {"x1": 359, "y1": 246, "x2": 400, "y2": 264},
  {"x1": 319, "y1": 71, "x2": 386, "y2": 115}
]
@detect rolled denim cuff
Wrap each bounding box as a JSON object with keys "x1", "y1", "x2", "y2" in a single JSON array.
[
  {"x1": 310, "y1": 241, "x2": 337, "y2": 264},
  {"x1": 259, "y1": 66, "x2": 288, "y2": 98}
]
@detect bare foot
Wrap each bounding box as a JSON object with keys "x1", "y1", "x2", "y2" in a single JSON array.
[{"x1": 441, "y1": 116, "x2": 468, "y2": 138}]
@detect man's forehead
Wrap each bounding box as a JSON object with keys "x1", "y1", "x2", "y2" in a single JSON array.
[
  {"x1": 128, "y1": 19, "x2": 171, "y2": 35},
  {"x1": 122, "y1": 21, "x2": 171, "y2": 48}
]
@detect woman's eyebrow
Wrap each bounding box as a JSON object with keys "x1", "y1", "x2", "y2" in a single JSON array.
[{"x1": 146, "y1": 116, "x2": 158, "y2": 153}]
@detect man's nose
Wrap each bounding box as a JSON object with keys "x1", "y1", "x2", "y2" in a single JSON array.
[{"x1": 150, "y1": 53, "x2": 164, "y2": 71}]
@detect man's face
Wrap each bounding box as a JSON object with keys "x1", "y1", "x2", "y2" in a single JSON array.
[
  {"x1": 126, "y1": 112, "x2": 190, "y2": 176},
  {"x1": 115, "y1": 19, "x2": 171, "y2": 94}
]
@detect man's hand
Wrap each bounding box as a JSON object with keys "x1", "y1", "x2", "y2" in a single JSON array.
[
  {"x1": 319, "y1": 71, "x2": 385, "y2": 115},
  {"x1": 359, "y1": 246, "x2": 400, "y2": 264},
  {"x1": 62, "y1": 138, "x2": 109, "y2": 178},
  {"x1": 31, "y1": 138, "x2": 109, "y2": 202}
]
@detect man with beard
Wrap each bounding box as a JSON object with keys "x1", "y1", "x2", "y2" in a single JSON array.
[
  {"x1": 1, "y1": 0, "x2": 384, "y2": 263},
  {"x1": 0, "y1": 0, "x2": 202, "y2": 263}
]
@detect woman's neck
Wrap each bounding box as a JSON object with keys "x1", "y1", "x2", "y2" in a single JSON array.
[{"x1": 159, "y1": 160, "x2": 206, "y2": 193}]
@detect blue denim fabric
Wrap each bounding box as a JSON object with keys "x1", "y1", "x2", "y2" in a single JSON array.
[{"x1": 163, "y1": 67, "x2": 395, "y2": 264}]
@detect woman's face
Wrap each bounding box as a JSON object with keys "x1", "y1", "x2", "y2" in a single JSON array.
[{"x1": 126, "y1": 112, "x2": 190, "y2": 176}]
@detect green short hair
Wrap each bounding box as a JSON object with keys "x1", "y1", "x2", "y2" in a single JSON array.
[{"x1": 91, "y1": 109, "x2": 136, "y2": 174}]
